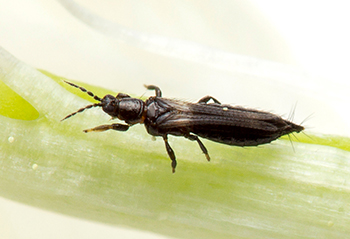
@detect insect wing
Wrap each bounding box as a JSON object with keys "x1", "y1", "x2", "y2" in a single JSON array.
[
  {"x1": 155, "y1": 98, "x2": 294, "y2": 146},
  {"x1": 156, "y1": 98, "x2": 279, "y2": 129}
]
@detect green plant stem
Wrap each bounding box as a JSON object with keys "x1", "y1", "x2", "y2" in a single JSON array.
[{"x1": 1, "y1": 47, "x2": 350, "y2": 238}]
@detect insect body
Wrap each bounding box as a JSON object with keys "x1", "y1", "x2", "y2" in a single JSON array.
[{"x1": 62, "y1": 81, "x2": 304, "y2": 173}]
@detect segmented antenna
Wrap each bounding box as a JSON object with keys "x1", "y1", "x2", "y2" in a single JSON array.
[
  {"x1": 61, "y1": 81, "x2": 103, "y2": 121},
  {"x1": 61, "y1": 103, "x2": 102, "y2": 121},
  {"x1": 64, "y1": 80, "x2": 102, "y2": 102}
]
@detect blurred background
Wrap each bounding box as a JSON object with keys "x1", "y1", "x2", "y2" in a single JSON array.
[{"x1": 0, "y1": 0, "x2": 349, "y2": 238}]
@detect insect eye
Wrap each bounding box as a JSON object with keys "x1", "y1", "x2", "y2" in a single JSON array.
[
  {"x1": 101, "y1": 95, "x2": 118, "y2": 115},
  {"x1": 105, "y1": 102, "x2": 115, "y2": 112}
]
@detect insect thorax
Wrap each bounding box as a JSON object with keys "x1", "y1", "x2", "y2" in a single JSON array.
[{"x1": 117, "y1": 98, "x2": 145, "y2": 124}]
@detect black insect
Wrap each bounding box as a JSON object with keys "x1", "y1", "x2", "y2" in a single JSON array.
[{"x1": 62, "y1": 81, "x2": 304, "y2": 173}]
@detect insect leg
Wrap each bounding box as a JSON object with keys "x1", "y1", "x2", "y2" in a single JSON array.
[
  {"x1": 186, "y1": 134, "x2": 210, "y2": 161},
  {"x1": 162, "y1": 135, "x2": 177, "y2": 173},
  {"x1": 116, "y1": 93, "x2": 131, "y2": 99},
  {"x1": 83, "y1": 123, "x2": 129, "y2": 133},
  {"x1": 197, "y1": 96, "x2": 221, "y2": 104},
  {"x1": 144, "y1": 85, "x2": 162, "y2": 97}
]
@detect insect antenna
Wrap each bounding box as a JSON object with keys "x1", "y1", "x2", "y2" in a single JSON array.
[
  {"x1": 61, "y1": 80, "x2": 104, "y2": 121},
  {"x1": 63, "y1": 80, "x2": 102, "y2": 102},
  {"x1": 61, "y1": 103, "x2": 103, "y2": 121}
]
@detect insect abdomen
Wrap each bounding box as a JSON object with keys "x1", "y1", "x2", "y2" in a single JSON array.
[{"x1": 192, "y1": 118, "x2": 303, "y2": 146}]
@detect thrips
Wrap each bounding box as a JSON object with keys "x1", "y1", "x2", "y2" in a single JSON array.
[{"x1": 62, "y1": 81, "x2": 304, "y2": 173}]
